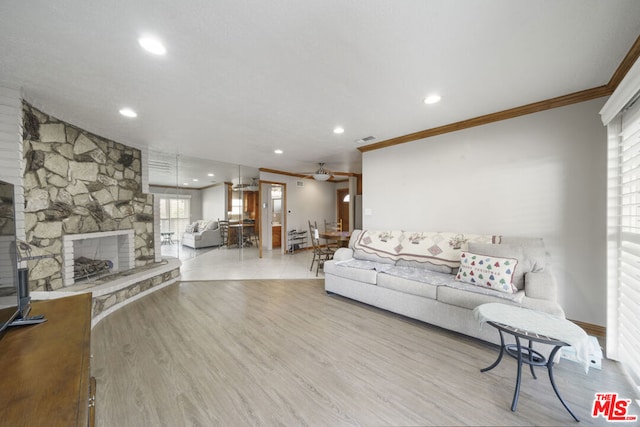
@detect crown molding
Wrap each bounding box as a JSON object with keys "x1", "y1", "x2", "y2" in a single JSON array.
[
  {"x1": 600, "y1": 35, "x2": 640, "y2": 125},
  {"x1": 608, "y1": 34, "x2": 640, "y2": 90},
  {"x1": 259, "y1": 168, "x2": 350, "y2": 182},
  {"x1": 359, "y1": 86, "x2": 611, "y2": 153},
  {"x1": 359, "y1": 34, "x2": 640, "y2": 153}
]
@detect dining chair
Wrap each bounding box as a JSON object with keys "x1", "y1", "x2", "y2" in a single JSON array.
[
  {"x1": 242, "y1": 221, "x2": 259, "y2": 246},
  {"x1": 308, "y1": 220, "x2": 334, "y2": 276},
  {"x1": 323, "y1": 219, "x2": 343, "y2": 249},
  {"x1": 218, "y1": 218, "x2": 229, "y2": 246},
  {"x1": 324, "y1": 218, "x2": 343, "y2": 232}
]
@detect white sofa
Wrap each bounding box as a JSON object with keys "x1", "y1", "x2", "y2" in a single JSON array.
[
  {"x1": 181, "y1": 220, "x2": 223, "y2": 249},
  {"x1": 324, "y1": 230, "x2": 564, "y2": 347}
]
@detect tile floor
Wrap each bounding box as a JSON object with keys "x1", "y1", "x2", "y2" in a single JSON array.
[{"x1": 162, "y1": 243, "x2": 323, "y2": 281}]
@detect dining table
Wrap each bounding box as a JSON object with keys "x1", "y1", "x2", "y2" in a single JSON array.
[
  {"x1": 318, "y1": 230, "x2": 352, "y2": 247},
  {"x1": 228, "y1": 223, "x2": 255, "y2": 247}
]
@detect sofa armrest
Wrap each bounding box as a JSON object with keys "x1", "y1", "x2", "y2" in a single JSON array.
[
  {"x1": 524, "y1": 271, "x2": 557, "y2": 301},
  {"x1": 333, "y1": 248, "x2": 354, "y2": 262}
]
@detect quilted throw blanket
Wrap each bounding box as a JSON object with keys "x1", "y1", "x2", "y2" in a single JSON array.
[{"x1": 353, "y1": 230, "x2": 500, "y2": 268}]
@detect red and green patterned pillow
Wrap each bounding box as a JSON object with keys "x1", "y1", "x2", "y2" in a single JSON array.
[{"x1": 455, "y1": 251, "x2": 518, "y2": 294}]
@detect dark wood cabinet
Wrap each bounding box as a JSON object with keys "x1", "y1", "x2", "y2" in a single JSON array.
[
  {"x1": 226, "y1": 183, "x2": 233, "y2": 213},
  {"x1": 272, "y1": 225, "x2": 282, "y2": 248},
  {"x1": 243, "y1": 191, "x2": 257, "y2": 219},
  {"x1": 0, "y1": 293, "x2": 94, "y2": 427}
]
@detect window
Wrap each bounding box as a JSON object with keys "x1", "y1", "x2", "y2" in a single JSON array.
[
  {"x1": 157, "y1": 195, "x2": 191, "y2": 241},
  {"x1": 606, "y1": 94, "x2": 640, "y2": 387}
]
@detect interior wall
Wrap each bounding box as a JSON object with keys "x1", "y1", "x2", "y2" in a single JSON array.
[
  {"x1": 0, "y1": 86, "x2": 24, "y2": 241},
  {"x1": 362, "y1": 98, "x2": 607, "y2": 325},
  {"x1": 201, "y1": 184, "x2": 226, "y2": 222},
  {"x1": 259, "y1": 172, "x2": 337, "y2": 246}
]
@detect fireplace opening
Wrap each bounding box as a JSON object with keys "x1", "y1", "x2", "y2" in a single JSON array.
[
  {"x1": 74, "y1": 256, "x2": 113, "y2": 281},
  {"x1": 62, "y1": 230, "x2": 135, "y2": 286}
]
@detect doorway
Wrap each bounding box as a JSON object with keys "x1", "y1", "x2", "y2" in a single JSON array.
[
  {"x1": 337, "y1": 188, "x2": 350, "y2": 231},
  {"x1": 258, "y1": 181, "x2": 286, "y2": 258}
]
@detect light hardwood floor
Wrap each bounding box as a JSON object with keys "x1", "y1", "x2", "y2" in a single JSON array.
[{"x1": 92, "y1": 279, "x2": 637, "y2": 426}]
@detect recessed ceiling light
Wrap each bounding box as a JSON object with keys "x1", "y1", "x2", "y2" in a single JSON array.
[
  {"x1": 333, "y1": 127, "x2": 345, "y2": 134},
  {"x1": 207, "y1": 173, "x2": 214, "y2": 177},
  {"x1": 138, "y1": 36, "x2": 166, "y2": 55},
  {"x1": 119, "y1": 107, "x2": 137, "y2": 118},
  {"x1": 423, "y1": 94, "x2": 442, "y2": 105},
  {"x1": 274, "y1": 149, "x2": 283, "y2": 154},
  {"x1": 192, "y1": 178, "x2": 199, "y2": 182},
  {"x1": 183, "y1": 182, "x2": 189, "y2": 186}
]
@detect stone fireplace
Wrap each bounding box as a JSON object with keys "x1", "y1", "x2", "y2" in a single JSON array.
[
  {"x1": 20, "y1": 102, "x2": 156, "y2": 291},
  {"x1": 62, "y1": 230, "x2": 135, "y2": 286},
  {"x1": 0, "y1": 90, "x2": 180, "y2": 326}
]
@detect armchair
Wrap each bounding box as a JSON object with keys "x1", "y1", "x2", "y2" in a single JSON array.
[{"x1": 181, "y1": 220, "x2": 223, "y2": 248}]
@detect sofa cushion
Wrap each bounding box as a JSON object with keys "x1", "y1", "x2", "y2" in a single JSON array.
[
  {"x1": 524, "y1": 271, "x2": 557, "y2": 301},
  {"x1": 377, "y1": 273, "x2": 438, "y2": 299},
  {"x1": 499, "y1": 236, "x2": 546, "y2": 271},
  {"x1": 324, "y1": 260, "x2": 381, "y2": 285},
  {"x1": 395, "y1": 259, "x2": 454, "y2": 274},
  {"x1": 455, "y1": 251, "x2": 518, "y2": 294},
  {"x1": 377, "y1": 267, "x2": 456, "y2": 299},
  {"x1": 468, "y1": 243, "x2": 527, "y2": 290},
  {"x1": 437, "y1": 284, "x2": 525, "y2": 311},
  {"x1": 196, "y1": 220, "x2": 210, "y2": 231}
]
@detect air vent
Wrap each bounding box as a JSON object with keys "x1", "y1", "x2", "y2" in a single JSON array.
[
  {"x1": 296, "y1": 181, "x2": 304, "y2": 188},
  {"x1": 148, "y1": 160, "x2": 172, "y2": 173},
  {"x1": 355, "y1": 136, "x2": 375, "y2": 144}
]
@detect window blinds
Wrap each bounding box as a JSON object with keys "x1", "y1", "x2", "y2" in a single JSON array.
[
  {"x1": 157, "y1": 195, "x2": 192, "y2": 239},
  {"x1": 607, "y1": 94, "x2": 640, "y2": 387}
]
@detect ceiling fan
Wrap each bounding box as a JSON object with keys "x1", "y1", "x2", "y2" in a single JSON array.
[
  {"x1": 301, "y1": 163, "x2": 350, "y2": 181},
  {"x1": 308, "y1": 163, "x2": 332, "y2": 181}
]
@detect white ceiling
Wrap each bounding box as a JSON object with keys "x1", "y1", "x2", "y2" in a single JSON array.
[{"x1": 1, "y1": 1, "x2": 639, "y2": 187}]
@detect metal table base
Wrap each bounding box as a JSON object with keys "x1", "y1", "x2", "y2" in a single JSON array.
[{"x1": 481, "y1": 321, "x2": 579, "y2": 422}]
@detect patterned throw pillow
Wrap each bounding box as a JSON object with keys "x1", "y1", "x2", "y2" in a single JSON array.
[
  {"x1": 455, "y1": 251, "x2": 518, "y2": 294},
  {"x1": 185, "y1": 224, "x2": 196, "y2": 233},
  {"x1": 467, "y1": 243, "x2": 527, "y2": 290}
]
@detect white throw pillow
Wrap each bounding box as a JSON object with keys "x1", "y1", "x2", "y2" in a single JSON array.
[
  {"x1": 467, "y1": 243, "x2": 527, "y2": 290},
  {"x1": 455, "y1": 251, "x2": 518, "y2": 294}
]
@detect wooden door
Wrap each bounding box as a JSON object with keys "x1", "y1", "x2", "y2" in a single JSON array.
[{"x1": 337, "y1": 188, "x2": 350, "y2": 231}]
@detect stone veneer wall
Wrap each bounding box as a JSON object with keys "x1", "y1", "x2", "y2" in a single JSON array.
[{"x1": 22, "y1": 102, "x2": 155, "y2": 291}]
